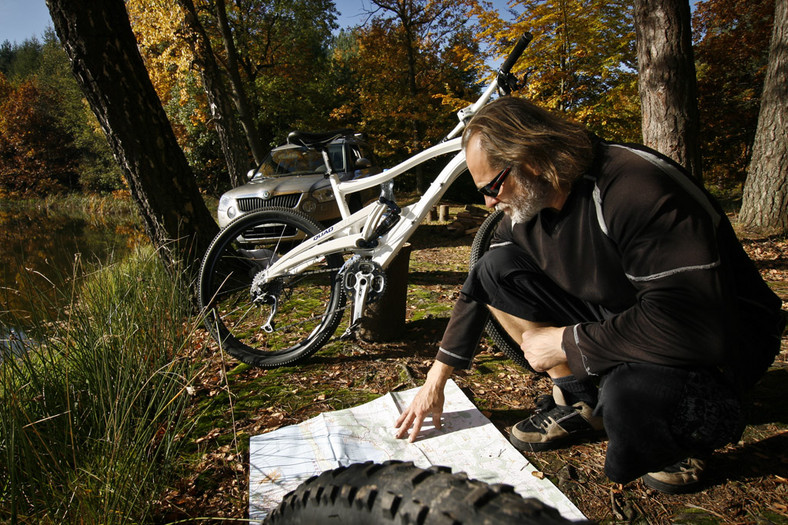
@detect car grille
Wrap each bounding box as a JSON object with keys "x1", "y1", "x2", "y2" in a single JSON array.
[
  {"x1": 237, "y1": 194, "x2": 300, "y2": 212},
  {"x1": 241, "y1": 223, "x2": 304, "y2": 242}
]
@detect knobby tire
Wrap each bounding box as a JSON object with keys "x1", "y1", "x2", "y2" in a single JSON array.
[{"x1": 263, "y1": 460, "x2": 585, "y2": 524}]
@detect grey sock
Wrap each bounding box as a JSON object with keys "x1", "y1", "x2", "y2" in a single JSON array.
[{"x1": 553, "y1": 375, "x2": 597, "y2": 407}]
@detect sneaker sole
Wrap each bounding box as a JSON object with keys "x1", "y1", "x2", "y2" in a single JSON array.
[
  {"x1": 509, "y1": 428, "x2": 605, "y2": 452},
  {"x1": 641, "y1": 473, "x2": 702, "y2": 495}
]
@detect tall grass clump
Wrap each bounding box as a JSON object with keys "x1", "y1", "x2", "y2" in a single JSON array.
[{"x1": 0, "y1": 246, "x2": 198, "y2": 524}]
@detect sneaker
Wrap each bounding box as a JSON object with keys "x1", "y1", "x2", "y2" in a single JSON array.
[
  {"x1": 641, "y1": 458, "x2": 706, "y2": 494},
  {"x1": 509, "y1": 385, "x2": 605, "y2": 452}
]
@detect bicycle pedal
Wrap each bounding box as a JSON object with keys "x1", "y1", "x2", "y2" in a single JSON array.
[{"x1": 340, "y1": 320, "x2": 361, "y2": 340}]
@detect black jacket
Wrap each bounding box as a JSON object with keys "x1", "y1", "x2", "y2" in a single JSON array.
[{"x1": 437, "y1": 141, "x2": 783, "y2": 388}]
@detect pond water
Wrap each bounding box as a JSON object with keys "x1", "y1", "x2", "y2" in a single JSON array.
[{"x1": 0, "y1": 204, "x2": 144, "y2": 335}]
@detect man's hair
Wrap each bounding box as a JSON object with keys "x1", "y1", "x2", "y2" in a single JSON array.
[{"x1": 462, "y1": 97, "x2": 593, "y2": 191}]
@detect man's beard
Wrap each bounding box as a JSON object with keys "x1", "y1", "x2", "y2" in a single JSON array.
[{"x1": 497, "y1": 175, "x2": 555, "y2": 224}]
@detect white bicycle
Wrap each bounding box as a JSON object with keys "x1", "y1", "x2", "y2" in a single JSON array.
[{"x1": 198, "y1": 34, "x2": 534, "y2": 369}]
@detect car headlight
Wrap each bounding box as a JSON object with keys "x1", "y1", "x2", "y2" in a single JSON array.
[
  {"x1": 312, "y1": 188, "x2": 335, "y2": 203},
  {"x1": 300, "y1": 199, "x2": 317, "y2": 213},
  {"x1": 227, "y1": 206, "x2": 237, "y2": 220},
  {"x1": 219, "y1": 195, "x2": 231, "y2": 210}
]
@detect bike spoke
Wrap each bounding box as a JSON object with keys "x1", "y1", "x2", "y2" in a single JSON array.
[{"x1": 199, "y1": 209, "x2": 347, "y2": 367}]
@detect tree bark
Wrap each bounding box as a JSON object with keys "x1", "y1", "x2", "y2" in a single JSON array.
[
  {"x1": 45, "y1": 0, "x2": 219, "y2": 278},
  {"x1": 213, "y1": 0, "x2": 266, "y2": 165},
  {"x1": 358, "y1": 244, "x2": 412, "y2": 342},
  {"x1": 634, "y1": 0, "x2": 703, "y2": 180},
  {"x1": 739, "y1": 0, "x2": 788, "y2": 233},
  {"x1": 177, "y1": 0, "x2": 251, "y2": 188}
]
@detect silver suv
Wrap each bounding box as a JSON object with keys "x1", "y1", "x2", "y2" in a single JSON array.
[{"x1": 217, "y1": 132, "x2": 381, "y2": 228}]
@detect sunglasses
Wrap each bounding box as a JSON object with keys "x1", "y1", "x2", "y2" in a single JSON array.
[{"x1": 478, "y1": 166, "x2": 512, "y2": 198}]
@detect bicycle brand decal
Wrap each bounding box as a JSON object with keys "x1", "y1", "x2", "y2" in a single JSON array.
[{"x1": 312, "y1": 226, "x2": 334, "y2": 241}]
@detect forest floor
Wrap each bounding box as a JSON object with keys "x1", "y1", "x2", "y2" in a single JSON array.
[{"x1": 158, "y1": 206, "x2": 788, "y2": 525}]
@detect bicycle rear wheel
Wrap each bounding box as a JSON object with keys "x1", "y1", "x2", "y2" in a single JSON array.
[
  {"x1": 198, "y1": 208, "x2": 346, "y2": 368},
  {"x1": 469, "y1": 210, "x2": 535, "y2": 372}
]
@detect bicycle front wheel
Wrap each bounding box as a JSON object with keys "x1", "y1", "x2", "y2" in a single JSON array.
[
  {"x1": 264, "y1": 461, "x2": 581, "y2": 524},
  {"x1": 469, "y1": 210, "x2": 535, "y2": 372},
  {"x1": 198, "y1": 208, "x2": 346, "y2": 368}
]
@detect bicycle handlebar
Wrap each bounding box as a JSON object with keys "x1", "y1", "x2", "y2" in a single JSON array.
[
  {"x1": 499, "y1": 32, "x2": 533, "y2": 75},
  {"x1": 443, "y1": 32, "x2": 533, "y2": 140}
]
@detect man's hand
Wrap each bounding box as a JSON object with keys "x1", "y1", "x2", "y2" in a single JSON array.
[
  {"x1": 395, "y1": 361, "x2": 454, "y2": 442},
  {"x1": 521, "y1": 325, "x2": 567, "y2": 372}
]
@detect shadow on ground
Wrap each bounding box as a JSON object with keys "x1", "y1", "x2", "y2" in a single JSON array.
[
  {"x1": 711, "y1": 432, "x2": 788, "y2": 485},
  {"x1": 746, "y1": 367, "x2": 788, "y2": 425}
]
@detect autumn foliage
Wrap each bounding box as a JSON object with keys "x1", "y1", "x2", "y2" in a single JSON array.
[
  {"x1": 693, "y1": 0, "x2": 775, "y2": 190},
  {"x1": 331, "y1": 20, "x2": 480, "y2": 164},
  {"x1": 0, "y1": 73, "x2": 79, "y2": 196},
  {"x1": 0, "y1": 0, "x2": 781, "y2": 201}
]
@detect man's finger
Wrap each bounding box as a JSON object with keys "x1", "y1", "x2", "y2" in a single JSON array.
[
  {"x1": 394, "y1": 410, "x2": 409, "y2": 429},
  {"x1": 394, "y1": 413, "x2": 413, "y2": 439},
  {"x1": 408, "y1": 417, "x2": 424, "y2": 443}
]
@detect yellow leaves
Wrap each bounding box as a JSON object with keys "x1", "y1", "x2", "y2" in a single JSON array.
[
  {"x1": 126, "y1": 0, "x2": 194, "y2": 104},
  {"x1": 480, "y1": 0, "x2": 640, "y2": 141},
  {"x1": 433, "y1": 91, "x2": 471, "y2": 112},
  {"x1": 338, "y1": 12, "x2": 486, "y2": 161},
  {"x1": 189, "y1": 112, "x2": 207, "y2": 128}
]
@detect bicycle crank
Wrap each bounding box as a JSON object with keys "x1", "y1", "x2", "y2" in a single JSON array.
[{"x1": 340, "y1": 257, "x2": 386, "y2": 330}]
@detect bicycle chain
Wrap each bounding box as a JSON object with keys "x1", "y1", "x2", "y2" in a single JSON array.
[{"x1": 250, "y1": 260, "x2": 384, "y2": 338}]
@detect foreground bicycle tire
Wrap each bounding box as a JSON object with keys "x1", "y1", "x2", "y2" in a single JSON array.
[
  {"x1": 263, "y1": 460, "x2": 584, "y2": 525},
  {"x1": 469, "y1": 210, "x2": 535, "y2": 372},
  {"x1": 198, "y1": 208, "x2": 346, "y2": 368}
]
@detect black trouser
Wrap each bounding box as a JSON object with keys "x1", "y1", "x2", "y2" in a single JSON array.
[{"x1": 464, "y1": 245, "x2": 744, "y2": 482}]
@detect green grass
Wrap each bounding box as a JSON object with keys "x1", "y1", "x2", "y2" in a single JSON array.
[
  {"x1": 0, "y1": 246, "x2": 199, "y2": 524},
  {"x1": 407, "y1": 287, "x2": 454, "y2": 321}
]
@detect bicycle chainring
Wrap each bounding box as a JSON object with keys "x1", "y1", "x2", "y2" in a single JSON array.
[{"x1": 341, "y1": 258, "x2": 386, "y2": 303}]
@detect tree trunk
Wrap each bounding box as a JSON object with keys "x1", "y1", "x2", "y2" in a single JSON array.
[
  {"x1": 358, "y1": 244, "x2": 412, "y2": 342},
  {"x1": 213, "y1": 0, "x2": 266, "y2": 165},
  {"x1": 46, "y1": 0, "x2": 219, "y2": 278},
  {"x1": 177, "y1": 0, "x2": 250, "y2": 188},
  {"x1": 634, "y1": 0, "x2": 703, "y2": 180},
  {"x1": 739, "y1": 0, "x2": 788, "y2": 234}
]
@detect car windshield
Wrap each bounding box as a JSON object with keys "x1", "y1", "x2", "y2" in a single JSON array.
[{"x1": 254, "y1": 144, "x2": 345, "y2": 180}]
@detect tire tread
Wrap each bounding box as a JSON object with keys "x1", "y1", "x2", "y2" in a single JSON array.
[{"x1": 263, "y1": 460, "x2": 586, "y2": 524}]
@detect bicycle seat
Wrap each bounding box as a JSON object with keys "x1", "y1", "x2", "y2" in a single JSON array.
[{"x1": 287, "y1": 129, "x2": 353, "y2": 148}]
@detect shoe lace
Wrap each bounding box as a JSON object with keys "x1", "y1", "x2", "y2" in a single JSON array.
[
  {"x1": 675, "y1": 458, "x2": 702, "y2": 472},
  {"x1": 534, "y1": 393, "x2": 555, "y2": 412},
  {"x1": 530, "y1": 395, "x2": 574, "y2": 429}
]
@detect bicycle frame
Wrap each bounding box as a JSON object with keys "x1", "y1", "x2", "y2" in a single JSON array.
[
  {"x1": 257, "y1": 137, "x2": 462, "y2": 276},
  {"x1": 250, "y1": 33, "x2": 533, "y2": 326}
]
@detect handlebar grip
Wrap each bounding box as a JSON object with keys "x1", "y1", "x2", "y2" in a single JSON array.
[{"x1": 499, "y1": 32, "x2": 533, "y2": 74}]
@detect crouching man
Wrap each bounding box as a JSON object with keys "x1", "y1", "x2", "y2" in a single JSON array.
[{"x1": 395, "y1": 97, "x2": 785, "y2": 494}]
